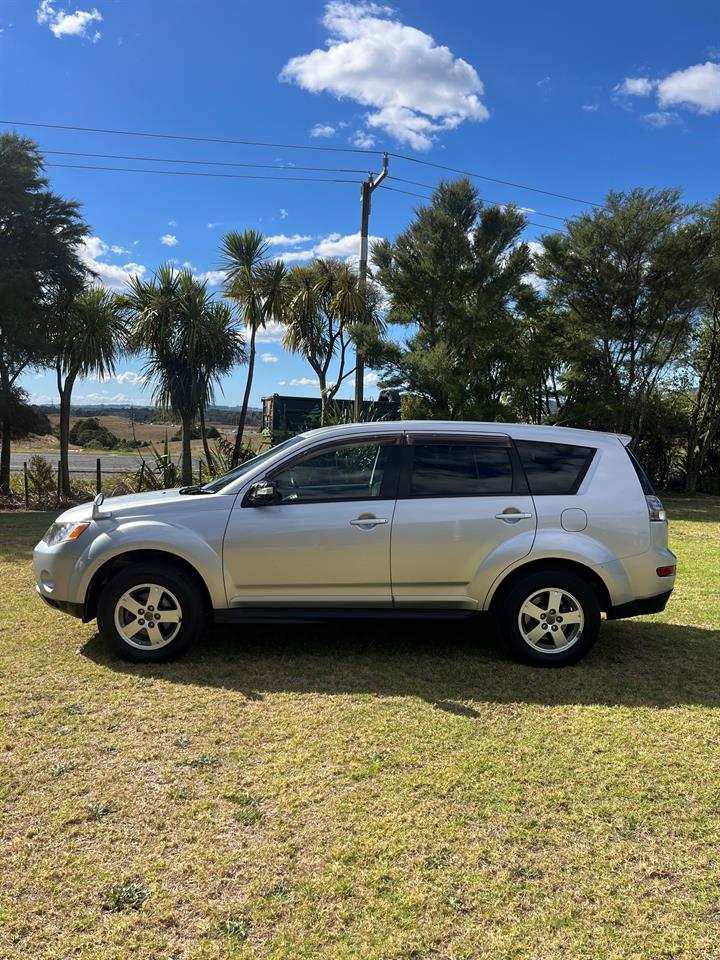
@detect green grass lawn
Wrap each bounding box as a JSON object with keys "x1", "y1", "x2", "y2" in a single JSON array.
[{"x1": 1, "y1": 499, "x2": 719, "y2": 959}]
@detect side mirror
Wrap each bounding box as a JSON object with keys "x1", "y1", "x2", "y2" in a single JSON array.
[{"x1": 246, "y1": 479, "x2": 277, "y2": 506}]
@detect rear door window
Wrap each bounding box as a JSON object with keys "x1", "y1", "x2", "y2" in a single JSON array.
[
  {"x1": 407, "y1": 443, "x2": 514, "y2": 497},
  {"x1": 515, "y1": 440, "x2": 595, "y2": 495}
]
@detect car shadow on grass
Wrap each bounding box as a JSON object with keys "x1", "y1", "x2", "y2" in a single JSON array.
[{"x1": 81, "y1": 616, "x2": 720, "y2": 710}]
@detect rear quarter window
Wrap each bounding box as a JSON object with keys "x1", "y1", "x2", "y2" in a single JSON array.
[{"x1": 515, "y1": 440, "x2": 595, "y2": 496}]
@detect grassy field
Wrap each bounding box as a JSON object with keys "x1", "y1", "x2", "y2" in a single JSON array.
[{"x1": 1, "y1": 499, "x2": 719, "y2": 959}]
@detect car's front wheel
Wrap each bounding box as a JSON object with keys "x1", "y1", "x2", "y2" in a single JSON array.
[
  {"x1": 494, "y1": 568, "x2": 601, "y2": 666},
  {"x1": 97, "y1": 563, "x2": 206, "y2": 662}
]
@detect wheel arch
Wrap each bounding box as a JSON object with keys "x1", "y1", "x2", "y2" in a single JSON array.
[
  {"x1": 487, "y1": 557, "x2": 613, "y2": 614},
  {"x1": 83, "y1": 549, "x2": 213, "y2": 622}
]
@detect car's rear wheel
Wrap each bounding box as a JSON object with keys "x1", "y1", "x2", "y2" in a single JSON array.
[
  {"x1": 494, "y1": 568, "x2": 600, "y2": 666},
  {"x1": 97, "y1": 563, "x2": 206, "y2": 662}
]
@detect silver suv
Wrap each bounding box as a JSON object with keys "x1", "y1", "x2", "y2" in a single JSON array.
[{"x1": 33, "y1": 421, "x2": 676, "y2": 666}]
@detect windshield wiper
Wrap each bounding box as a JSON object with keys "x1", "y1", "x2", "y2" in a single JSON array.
[{"x1": 178, "y1": 485, "x2": 215, "y2": 495}]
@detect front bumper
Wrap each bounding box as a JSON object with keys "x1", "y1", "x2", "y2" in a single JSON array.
[
  {"x1": 36, "y1": 586, "x2": 85, "y2": 619},
  {"x1": 607, "y1": 589, "x2": 673, "y2": 620}
]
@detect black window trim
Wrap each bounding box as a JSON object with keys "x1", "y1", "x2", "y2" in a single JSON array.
[
  {"x1": 397, "y1": 435, "x2": 529, "y2": 500},
  {"x1": 242, "y1": 434, "x2": 403, "y2": 507},
  {"x1": 513, "y1": 438, "x2": 597, "y2": 497}
]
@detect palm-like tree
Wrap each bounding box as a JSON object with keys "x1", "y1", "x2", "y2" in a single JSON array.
[
  {"x1": 219, "y1": 230, "x2": 287, "y2": 466},
  {"x1": 195, "y1": 301, "x2": 246, "y2": 467},
  {"x1": 123, "y1": 266, "x2": 243, "y2": 485},
  {"x1": 283, "y1": 258, "x2": 380, "y2": 424},
  {"x1": 51, "y1": 285, "x2": 128, "y2": 499}
]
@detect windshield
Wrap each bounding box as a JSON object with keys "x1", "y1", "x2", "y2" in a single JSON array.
[{"x1": 201, "y1": 435, "x2": 307, "y2": 493}]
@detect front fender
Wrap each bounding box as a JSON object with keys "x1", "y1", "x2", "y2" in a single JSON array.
[
  {"x1": 71, "y1": 519, "x2": 227, "y2": 610},
  {"x1": 482, "y1": 529, "x2": 632, "y2": 608}
]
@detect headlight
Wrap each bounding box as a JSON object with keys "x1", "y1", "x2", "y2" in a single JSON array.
[{"x1": 42, "y1": 522, "x2": 90, "y2": 546}]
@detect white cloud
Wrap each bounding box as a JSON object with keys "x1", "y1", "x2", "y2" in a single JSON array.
[
  {"x1": 613, "y1": 61, "x2": 720, "y2": 122},
  {"x1": 78, "y1": 236, "x2": 146, "y2": 290},
  {"x1": 109, "y1": 244, "x2": 129, "y2": 255},
  {"x1": 266, "y1": 233, "x2": 313, "y2": 246},
  {"x1": 582, "y1": 104, "x2": 599, "y2": 112},
  {"x1": 160, "y1": 234, "x2": 178, "y2": 247},
  {"x1": 280, "y1": 1, "x2": 488, "y2": 150},
  {"x1": 207, "y1": 222, "x2": 219, "y2": 230},
  {"x1": 255, "y1": 321, "x2": 286, "y2": 343},
  {"x1": 642, "y1": 110, "x2": 679, "y2": 128},
  {"x1": 275, "y1": 230, "x2": 382, "y2": 264},
  {"x1": 279, "y1": 208, "x2": 289, "y2": 220},
  {"x1": 614, "y1": 77, "x2": 654, "y2": 97},
  {"x1": 90, "y1": 370, "x2": 145, "y2": 385},
  {"x1": 36, "y1": 1, "x2": 102, "y2": 40},
  {"x1": 74, "y1": 392, "x2": 132, "y2": 403},
  {"x1": 194, "y1": 269, "x2": 225, "y2": 287},
  {"x1": 167, "y1": 219, "x2": 177, "y2": 227},
  {"x1": 310, "y1": 123, "x2": 336, "y2": 138},
  {"x1": 350, "y1": 129, "x2": 376, "y2": 148},
  {"x1": 657, "y1": 61, "x2": 720, "y2": 113},
  {"x1": 289, "y1": 377, "x2": 319, "y2": 387},
  {"x1": 261, "y1": 353, "x2": 279, "y2": 364}
]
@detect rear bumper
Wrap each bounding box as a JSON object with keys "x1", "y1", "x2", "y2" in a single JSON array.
[{"x1": 607, "y1": 589, "x2": 673, "y2": 620}]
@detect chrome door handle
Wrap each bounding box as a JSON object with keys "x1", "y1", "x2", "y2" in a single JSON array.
[
  {"x1": 350, "y1": 517, "x2": 388, "y2": 529},
  {"x1": 495, "y1": 511, "x2": 533, "y2": 523}
]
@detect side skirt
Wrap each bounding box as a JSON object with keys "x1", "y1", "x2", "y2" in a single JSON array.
[{"x1": 214, "y1": 607, "x2": 483, "y2": 625}]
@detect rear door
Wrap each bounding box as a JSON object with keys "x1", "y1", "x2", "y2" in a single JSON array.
[{"x1": 390, "y1": 433, "x2": 536, "y2": 609}]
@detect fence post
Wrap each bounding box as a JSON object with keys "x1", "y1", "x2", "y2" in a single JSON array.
[
  {"x1": 23, "y1": 461, "x2": 29, "y2": 509},
  {"x1": 137, "y1": 461, "x2": 145, "y2": 493},
  {"x1": 198, "y1": 459, "x2": 203, "y2": 484},
  {"x1": 96, "y1": 457, "x2": 102, "y2": 495},
  {"x1": 56, "y1": 460, "x2": 61, "y2": 506}
]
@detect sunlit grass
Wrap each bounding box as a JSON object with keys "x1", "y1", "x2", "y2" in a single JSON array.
[{"x1": 1, "y1": 498, "x2": 719, "y2": 958}]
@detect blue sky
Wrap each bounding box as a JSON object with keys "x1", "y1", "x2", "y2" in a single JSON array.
[{"x1": 1, "y1": 0, "x2": 719, "y2": 409}]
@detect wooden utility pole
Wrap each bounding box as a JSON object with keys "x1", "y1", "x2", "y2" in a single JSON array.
[{"x1": 354, "y1": 153, "x2": 389, "y2": 420}]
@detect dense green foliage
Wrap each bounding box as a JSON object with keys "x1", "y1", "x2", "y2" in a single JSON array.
[
  {"x1": 0, "y1": 134, "x2": 88, "y2": 494},
  {"x1": 373, "y1": 180, "x2": 720, "y2": 491}
]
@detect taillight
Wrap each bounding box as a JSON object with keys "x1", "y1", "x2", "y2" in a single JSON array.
[
  {"x1": 656, "y1": 565, "x2": 675, "y2": 578},
  {"x1": 646, "y1": 495, "x2": 667, "y2": 522}
]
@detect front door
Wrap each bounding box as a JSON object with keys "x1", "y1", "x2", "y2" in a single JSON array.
[
  {"x1": 223, "y1": 438, "x2": 400, "y2": 607},
  {"x1": 390, "y1": 435, "x2": 537, "y2": 609}
]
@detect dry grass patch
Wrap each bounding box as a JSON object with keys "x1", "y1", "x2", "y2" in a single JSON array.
[{"x1": 1, "y1": 499, "x2": 719, "y2": 958}]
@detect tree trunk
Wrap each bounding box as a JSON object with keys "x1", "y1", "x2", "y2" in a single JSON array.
[
  {"x1": 181, "y1": 412, "x2": 194, "y2": 486},
  {"x1": 199, "y1": 404, "x2": 213, "y2": 467},
  {"x1": 232, "y1": 326, "x2": 256, "y2": 468},
  {"x1": 319, "y1": 374, "x2": 328, "y2": 426},
  {"x1": 0, "y1": 364, "x2": 11, "y2": 497},
  {"x1": 57, "y1": 366, "x2": 77, "y2": 501},
  {"x1": 0, "y1": 413, "x2": 10, "y2": 497}
]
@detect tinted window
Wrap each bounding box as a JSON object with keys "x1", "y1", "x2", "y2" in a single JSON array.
[
  {"x1": 272, "y1": 443, "x2": 391, "y2": 503},
  {"x1": 626, "y1": 448, "x2": 655, "y2": 495},
  {"x1": 516, "y1": 440, "x2": 594, "y2": 495},
  {"x1": 409, "y1": 444, "x2": 513, "y2": 497}
]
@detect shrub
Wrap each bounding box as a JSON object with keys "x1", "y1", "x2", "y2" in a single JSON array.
[{"x1": 27, "y1": 455, "x2": 55, "y2": 501}]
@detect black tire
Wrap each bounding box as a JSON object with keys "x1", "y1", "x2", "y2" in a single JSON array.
[
  {"x1": 494, "y1": 568, "x2": 601, "y2": 667},
  {"x1": 97, "y1": 563, "x2": 207, "y2": 663}
]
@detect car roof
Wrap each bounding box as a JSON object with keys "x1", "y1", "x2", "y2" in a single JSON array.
[{"x1": 297, "y1": 420, "x2": 632, "y2": 448}]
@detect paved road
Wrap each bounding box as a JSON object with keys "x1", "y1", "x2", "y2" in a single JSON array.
[{"x1": 10, "y1": 451, "x2": 201, "y2": 475}]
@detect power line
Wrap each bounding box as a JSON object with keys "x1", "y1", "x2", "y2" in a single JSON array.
[
  {"x1": 43, "y1": 148, "x2": 370, "y2": 175},
  {"x1": 45, "y1": 162, "x2": 357, "y2": 184},
  {"x1": 390, "y1": 153, "x2": 601, "y2": 207},
  {"x1": 2, "y1": 118, "x2": 601, "y2": 208},
  {"x1": 1, "y1": 118, "x2": 384, "y2": 157},
  {"x1": 388, "y1": 176, "x2": 570, "y2": 221}
]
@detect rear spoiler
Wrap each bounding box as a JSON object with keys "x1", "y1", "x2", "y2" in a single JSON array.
[{"x1": 618, "y1": 434, "x2": 632, "y2": 447}]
